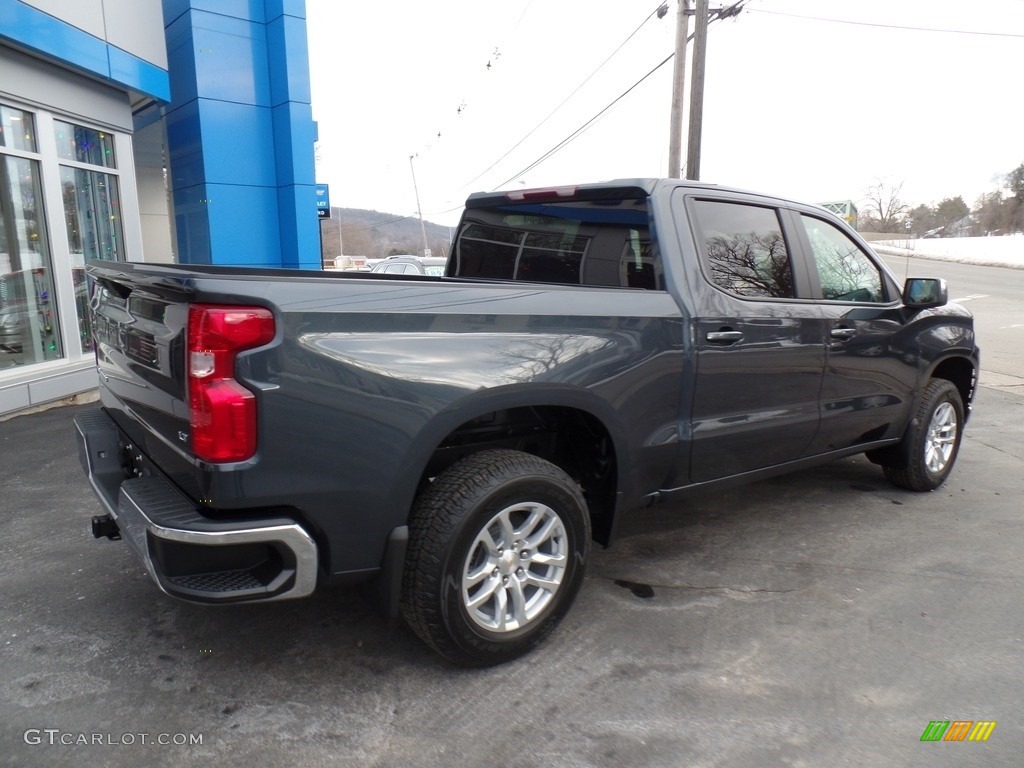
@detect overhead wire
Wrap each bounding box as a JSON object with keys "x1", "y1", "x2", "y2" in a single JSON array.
[
  {"x1": 747, "y1": 8, "x2": 1024, "y2": 38},
  {"x1": 488, "y1": 1, "x2": 749, "y2": 191},
  {"x1": 490, "y1": 52, "x2": 675, "y2": 190},
  {"x1": 459, "y1": 1, "x2": 670, "y2": 191},
  {"x1": 411, "y1": 0, "x2": 536, "y2": 160}
]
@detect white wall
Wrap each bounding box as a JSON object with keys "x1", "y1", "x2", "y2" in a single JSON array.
[
  {"x1": 0, "y1": 46, "x2": 132, "y2": 131},
  {"x1": 133, "y1": 119, "x2": 176, "y2": 263},
  {"x1": 21, "y1": 0, "x2": 168, "y2": 68}
]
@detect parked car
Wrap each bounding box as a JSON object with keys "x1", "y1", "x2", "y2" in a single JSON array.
[
  {"x1": 76, "y1": 178, "x2": 978, "y2": 666},
  {"x1": 369, "y1": 255, "x2": 448, "y2": 276}
]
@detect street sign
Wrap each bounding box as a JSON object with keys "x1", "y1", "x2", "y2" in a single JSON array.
[{"x1": 316, "y1": 184, "x2": 330, "y2": 218}]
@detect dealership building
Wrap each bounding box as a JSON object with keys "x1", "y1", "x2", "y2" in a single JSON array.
[{"x1": 0, "y1": 0, "x2": 318, "y2": 417}]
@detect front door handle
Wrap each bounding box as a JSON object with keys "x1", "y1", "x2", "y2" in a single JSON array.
[
  {"x1": 830, "y1": 327, "x2": 857, "y2": 340},
  {"x1": 706, "y1": 330, "x2": 743, "y2": 343}
]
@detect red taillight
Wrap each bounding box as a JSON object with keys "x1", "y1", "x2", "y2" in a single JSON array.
[{"x1": 187, "y1": 304, "x2": 275, "y2": 462}]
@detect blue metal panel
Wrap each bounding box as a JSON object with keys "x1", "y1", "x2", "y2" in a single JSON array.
[
  {"x1": 173, "y1": 183, "x2": 281, "y2": 267},
  {"x1": 271, "y1": 100, "x2": 316, "y2": 270},
  {"x1": 270, "y1": 101, "x2": 315, "y2": 183},
  {"x1": 108, "y1": 45, "x2": 171, "y2": 102},
  {"x1": 161, "y1": 0, "x2": 189, "y2": 27},
  {"x1": 199, "y1": 100, "x2": 276, "y2": 186},
  {"x1": 0, "y1": 0, "x2": 170, "y2": 101},
  {"x1": 206, "y1": 184, "x2": 281, "y2": 267},
  {"x1": 164, "y1": 11, "x2": 199, "y2": 103},
  {"x1": 189, "y1": 10, "x2": 270, "y2": 107},
  {"x1": 0, "y1": 1, "x2": 108, "y2": 77},
  {"x1": 165, "y1": 0, "x2": 266, "y2": 24},
  {"x1": 165, "y1": 98, "x2": 205, "y2": 188},
  {"x1": 265, "y1": 0, "x2": 306, "y2": 20},
  {"x1": 276, "y1": 184, "x2": 320, "y2": 269},
  {"x1": 266, "y1": 12, "x2": 310, "y2": 106},
  {"x1": 163, "y1": 0, "x2": 316, "y2": 268},
  {"x1": 172, "y1": 186, "x2": 212, "y2": 265}
]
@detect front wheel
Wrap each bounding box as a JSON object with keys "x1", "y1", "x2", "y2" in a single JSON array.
[
  {"x1": 878, "y1": 379, "x2": 965, "y2": 491},
  {"x1": 401, "y1": 449, "x2": 591, "y2": 666}
]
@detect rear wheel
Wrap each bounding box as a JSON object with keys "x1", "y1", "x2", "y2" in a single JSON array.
[
  {"x1": 880, "y1": 379, "x2": 964, "y2": 491},
  {"x1": 401, "y1": 449, "x2": 590, "y2": 666}
]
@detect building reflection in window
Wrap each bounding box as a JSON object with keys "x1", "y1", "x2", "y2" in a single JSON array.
[
  {"x1": 57, "y1": 120, "x2": 124, "y2": 354},
  {"x1": 1, "y1": 106, "x2": 62, "y2": 368}
]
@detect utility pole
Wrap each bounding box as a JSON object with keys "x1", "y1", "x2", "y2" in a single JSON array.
[
  {"x1": 337, "y1": 210, "x2": 344, "y2": 266},
  {"x1": 409, "y1": 155, "x2": 430, "y2": 257},
  {"x1": 686, "y1": 0, "x2": 710, "y2": 180},
  {"x1": 667, "y1": 0, "x2": 691, "y2": 178}
]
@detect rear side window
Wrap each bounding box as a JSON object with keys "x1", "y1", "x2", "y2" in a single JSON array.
[
  {"x1": 799, "y1": 215, "x2": 886, "y2": 302},
  {"x1": 451, "y1": 199, "x2": 663, "y2": 289},
  {"x1": 692, "y1": 200, "x2": 795, "y2": 299}
]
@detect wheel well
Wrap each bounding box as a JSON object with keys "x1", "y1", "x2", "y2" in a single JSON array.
[
  {"x1": 931, "y1": 356, "x2": 976, "y2": 417},
  {"x1": 420, "y1": 406, "x2": 618, "y2": 545}
]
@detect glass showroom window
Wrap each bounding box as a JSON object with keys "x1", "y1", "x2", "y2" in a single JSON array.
[
  {"x1": 0, "y1": 105, "x2": 63, "y2": 369},
  {"x1": 55, "y1": 120, "x2": 125, "y2": 352}
]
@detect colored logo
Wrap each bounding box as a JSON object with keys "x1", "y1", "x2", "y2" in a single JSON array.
[{"x1": 920, "y1": 720, "x2": 997, "y2": 742}]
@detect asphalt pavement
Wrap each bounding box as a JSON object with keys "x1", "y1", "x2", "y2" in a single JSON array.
[{"x1": 1, "y1": 385, "x2": 1022, "y2": 768}]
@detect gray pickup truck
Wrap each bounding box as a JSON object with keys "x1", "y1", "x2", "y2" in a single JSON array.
[{"x1": 76, "y1": 179, "x2": 978, "y2": 665}]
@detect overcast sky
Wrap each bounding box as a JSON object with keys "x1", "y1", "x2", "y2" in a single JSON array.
[{"x1": 306, "y1": 0, "x2": 1024, "y2": 227}]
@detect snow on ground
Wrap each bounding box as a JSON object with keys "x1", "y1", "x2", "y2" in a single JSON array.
[{"x1": 871, "y1": 235, "x2": 1024, "y2": 269}]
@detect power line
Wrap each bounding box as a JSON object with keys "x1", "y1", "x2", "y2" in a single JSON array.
[
  {"x1": 489, "y1": 1, "x2": 749, "y2": 191},
  {"x1": 408, "y1": 2, "x2": 536, "y2": 160},
  {"x1": 747, "y1": 8, "x2": 1024, "y2": 38},
  {"x1": 460, "y1": 1, "x2": 669, "y2": 191},
  {"x1": 491, "y1": 52, "x2": 675, "y2": 190}
]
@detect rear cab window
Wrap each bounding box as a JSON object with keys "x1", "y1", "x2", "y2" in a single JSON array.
[
  {"x1": 450, "y1": 196, "x2": 664, "y2": 290},
  {"x1": 690, "y1": 199, "x2": 796, "y2": 299}
]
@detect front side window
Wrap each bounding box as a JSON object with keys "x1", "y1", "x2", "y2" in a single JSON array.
[
  {"x1": 800, "y1": 215, "x2": 885, "y2": 302},
  {"x1": 692, "y1": 200, "x2": 795, "y2": 299}
]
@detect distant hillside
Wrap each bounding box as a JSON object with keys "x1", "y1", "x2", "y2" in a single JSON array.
[{"x1": 318, "y1": 207, "x2": 455, "y2": 261}]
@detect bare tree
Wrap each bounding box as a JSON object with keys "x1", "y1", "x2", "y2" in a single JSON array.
[
  {"x1": 706, "y1": 232, "x2": 793, "y2": 298},
  {"x1": 861, "y1": 180, "x2": 909, "y2": 233}
]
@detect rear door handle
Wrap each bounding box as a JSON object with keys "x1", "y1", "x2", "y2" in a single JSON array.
[
  {"x1": 830, "y1": 327, "x2": 857, "y2": 340},
  {"x1": 706, "y1": 330, "x2": 743, "y2": 343}
]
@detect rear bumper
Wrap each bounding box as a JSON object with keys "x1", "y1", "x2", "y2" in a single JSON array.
[{"x1": 74, "y1": 409, "x2": 318, "y2": 604}]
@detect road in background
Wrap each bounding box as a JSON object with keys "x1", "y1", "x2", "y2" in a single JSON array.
[{"x1": 881, "y1": 255, "x2": 1024, "y2": 394}]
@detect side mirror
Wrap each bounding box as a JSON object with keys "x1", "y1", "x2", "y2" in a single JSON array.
[{"x1": 902, "y1": 277, "x2": 947, "y2": 309}]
